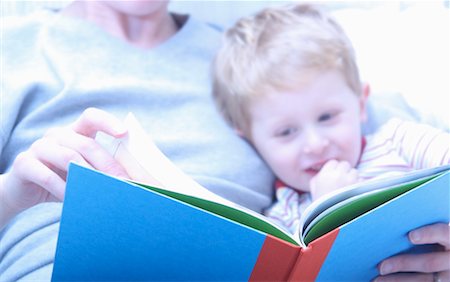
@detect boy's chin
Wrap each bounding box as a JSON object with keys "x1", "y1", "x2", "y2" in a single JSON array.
[{"x1": 291, "y1": 185, "x2": 310, "y2": 194}]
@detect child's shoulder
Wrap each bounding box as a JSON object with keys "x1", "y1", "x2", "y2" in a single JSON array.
[
  {"x1": 366, "y1": 118, "x2": 445, "y2": 145},
  {"x1": 365, "y1": 118, "x2": 413, "y2": 146},
  {"x1": 366, "y1": 118, "x2": 404, "y2": 139}
]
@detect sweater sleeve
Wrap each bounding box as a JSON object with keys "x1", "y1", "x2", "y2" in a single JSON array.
[
  {"x1": 0, "y1": 203, "x2": 61, "y2": 281},
  {"x1": 0, "y1": 12, "x2": 64, "y2": 172}
]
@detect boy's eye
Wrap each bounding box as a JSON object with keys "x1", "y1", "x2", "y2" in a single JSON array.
[
  {"x1": 318, "y1": 112, "x2": 334, "y2": 122},
  {"x1": 276, "y1": 127, "x2": 297, "y2": 137}
]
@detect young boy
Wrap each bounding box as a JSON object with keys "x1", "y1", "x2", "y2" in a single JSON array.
[{"x1": 212, "y1": 4, "x2": 450, "y2": 233}]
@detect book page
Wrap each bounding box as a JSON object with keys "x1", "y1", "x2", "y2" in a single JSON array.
[
  {"x1": 298, "y1": 165, "x2": 450, "y2": 245},
  {"x1": 99, "y1": 113, "x2": 299, "y2": 245},
  {"x1": 117, "y1": 114, "x2": 234, "y2": 206}
]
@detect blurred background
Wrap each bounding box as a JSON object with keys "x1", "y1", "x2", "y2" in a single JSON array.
[{"x1": 2, "y1": 1, "x2": 449, "y2": 129}]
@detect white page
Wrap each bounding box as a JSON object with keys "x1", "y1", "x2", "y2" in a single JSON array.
[
  {"x1": 97, "y1": 113, "x2": 299, "y2": 243},
  {"x1": 298, "y1": 164, "x2": 450, "y2": 245}
]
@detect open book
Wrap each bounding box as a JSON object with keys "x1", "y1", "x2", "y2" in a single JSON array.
[{"x1": 52, "y1": 113, "x2": 450, "y2": 281}]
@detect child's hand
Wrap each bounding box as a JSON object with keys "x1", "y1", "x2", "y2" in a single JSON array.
[{"x1": 310, "y1": 160, "x2": 359, "y2": 201}]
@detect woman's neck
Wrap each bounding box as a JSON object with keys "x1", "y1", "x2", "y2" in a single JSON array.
[{"x1": 61, "y1": 1, "x2": 178, "y2": 49}]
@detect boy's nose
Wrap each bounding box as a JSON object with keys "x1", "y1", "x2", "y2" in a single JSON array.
[{"x1": 302, "y1": 129, "x2": 329, "y2": 155}]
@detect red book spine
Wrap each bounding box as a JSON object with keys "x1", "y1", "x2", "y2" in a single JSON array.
[
  {"x1": 288, "y1": 229, "x2": 339, "y2": 281},
  {"x1": 249, "y1": 235, "x2": 300, "y2": 281}
]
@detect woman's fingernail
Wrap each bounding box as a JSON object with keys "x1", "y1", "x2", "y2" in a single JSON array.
[
  {"x1": 409, "y1": 230, "x2": 421, "y2": 243},
  {"x1": 115, "y1": 125, "x2": 127, "y2": 135},
  {"x1": 380, "y1": 262, "x2": 393, "y2": 275}
]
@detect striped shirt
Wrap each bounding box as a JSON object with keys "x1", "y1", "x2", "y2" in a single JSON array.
[{"x1": 265, "y1": 118, "x2": 450, "y2": 234}]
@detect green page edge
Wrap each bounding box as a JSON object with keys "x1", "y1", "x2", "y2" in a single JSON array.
[
  {"x1": 133, "y1": 183, "x2": 299, "y2": 246},
  {"x1": 303, "y1": 174, "x2": 438, "y2": 245}
]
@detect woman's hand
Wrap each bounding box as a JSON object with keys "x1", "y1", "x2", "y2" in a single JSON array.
[
  {"x1": 1, "y1": 108, "x2": 129, "y2": 228},
  {"x1": 375, "y1": 223, "x2": 450, "y2": 282}
]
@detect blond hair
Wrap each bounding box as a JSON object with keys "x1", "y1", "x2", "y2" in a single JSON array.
[{"x1": 212, "y1": 4, "x2": 362, "y2": 136}]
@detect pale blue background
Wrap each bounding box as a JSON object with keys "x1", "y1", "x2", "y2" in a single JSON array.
[{"x1": 3, "y1": 1, "x2": 449, "y2": 129}]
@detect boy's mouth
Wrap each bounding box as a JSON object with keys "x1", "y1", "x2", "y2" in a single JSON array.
[{"x1": 304, "y1": 161, "x2": 327, "y2": 175}]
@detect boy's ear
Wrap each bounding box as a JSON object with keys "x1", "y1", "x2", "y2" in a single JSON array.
[
  {"x1": 234, "y1": 128, "x2": 245, "y2": 137},
  {"x1": 235, "y1": 127, "x2": 253, "y2": 143},
  {"x1": 359, "y1": 83, "x2": 370, "y2": 122}
]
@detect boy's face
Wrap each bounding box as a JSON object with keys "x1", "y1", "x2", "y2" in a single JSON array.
[{"x1": 247, "y1": 70, "x2": 368, "y2": 192}]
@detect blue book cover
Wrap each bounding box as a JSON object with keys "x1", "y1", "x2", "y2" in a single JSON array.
[
  {"x1": 52, "y1": 113, "x2": 450, "y2": 281},
  {"x1": 52, "y1": 163, "x2": 449, "y2": 281}
]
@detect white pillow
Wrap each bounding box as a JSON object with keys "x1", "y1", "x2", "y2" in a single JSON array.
[{"x1": 332, "y1": 3, "x2": 449, "y2": 131}]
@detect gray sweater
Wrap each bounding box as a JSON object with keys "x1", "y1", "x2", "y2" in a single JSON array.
[{"x1": 0, "y1": 10, "x2": 273, "y2": 280}]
